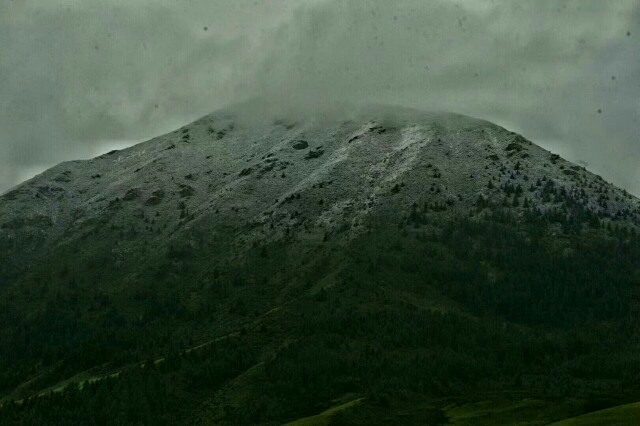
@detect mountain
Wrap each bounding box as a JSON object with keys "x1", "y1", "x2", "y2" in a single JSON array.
[{"x1": 1, "y1": 102, "x2": 639, "y2": 425}]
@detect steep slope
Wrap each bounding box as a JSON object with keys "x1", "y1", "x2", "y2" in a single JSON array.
[
  {"x1": 2, "y1": 103, "x2": 637, "y2": 280},
  {"x1": 1, "y1": 102, "x2": 639, "y2": 425}
]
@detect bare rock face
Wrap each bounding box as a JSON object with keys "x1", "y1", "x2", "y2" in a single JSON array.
[{"x1": 292, "y1": 140, "x2": 309, "y2": 150}]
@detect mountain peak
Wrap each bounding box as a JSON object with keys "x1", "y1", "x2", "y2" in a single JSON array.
[
  {"x1": 1, "y1": 103, "x2": 640, "y2": 423},
  {"x1": 1, "y1": 104, "x2": 638, "y2": 269}
]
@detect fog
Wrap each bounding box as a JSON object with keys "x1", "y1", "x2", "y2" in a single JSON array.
[{"x1": 1, "y1": 0, "x2": 638, "y2": 195}]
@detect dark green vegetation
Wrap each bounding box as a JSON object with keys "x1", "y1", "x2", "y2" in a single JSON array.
[
  {"x1": 2, "y1": 206, "x2": 639, "y2": 424},
  {"x1": 0, "y1": 105, "x2": 639, "y2": 424}
]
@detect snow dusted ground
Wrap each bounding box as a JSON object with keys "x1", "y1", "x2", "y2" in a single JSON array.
[{"x1": 1, "y1": 102, "x2": 638, "y2": 271}]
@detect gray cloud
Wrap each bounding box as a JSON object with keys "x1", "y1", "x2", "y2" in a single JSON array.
[{"x1": 1, "y1": 0, "x2": 638, "y2": 195}]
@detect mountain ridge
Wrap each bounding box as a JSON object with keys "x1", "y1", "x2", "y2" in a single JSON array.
[
  {"x1": 1, "y1": 102, "x2": 640, "y2": 425},
  {"x1": 2, "y1": 103, "x2": 638, "y2": 268}
]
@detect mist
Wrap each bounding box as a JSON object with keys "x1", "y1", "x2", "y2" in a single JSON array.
[{"x1": 1, "y1": 0, "x2": 638, "y2": 195}]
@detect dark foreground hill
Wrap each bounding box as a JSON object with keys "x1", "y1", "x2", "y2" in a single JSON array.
[{"x1": 1, "y1": 102, "x2": 640, "y2": 425}]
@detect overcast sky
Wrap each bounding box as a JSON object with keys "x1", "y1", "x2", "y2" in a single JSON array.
[{"x1": 1, "y1": 0, "x2": 638, "y2": 195}]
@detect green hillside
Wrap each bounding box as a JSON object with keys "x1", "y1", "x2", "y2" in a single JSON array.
[{"x1": 550, "y1": 402, "x2": 640, "y2": 425}]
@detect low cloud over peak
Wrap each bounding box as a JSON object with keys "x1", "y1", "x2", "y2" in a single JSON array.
[{"x1": 1, "y1": 0, "x2": 638, "y2": 195}]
